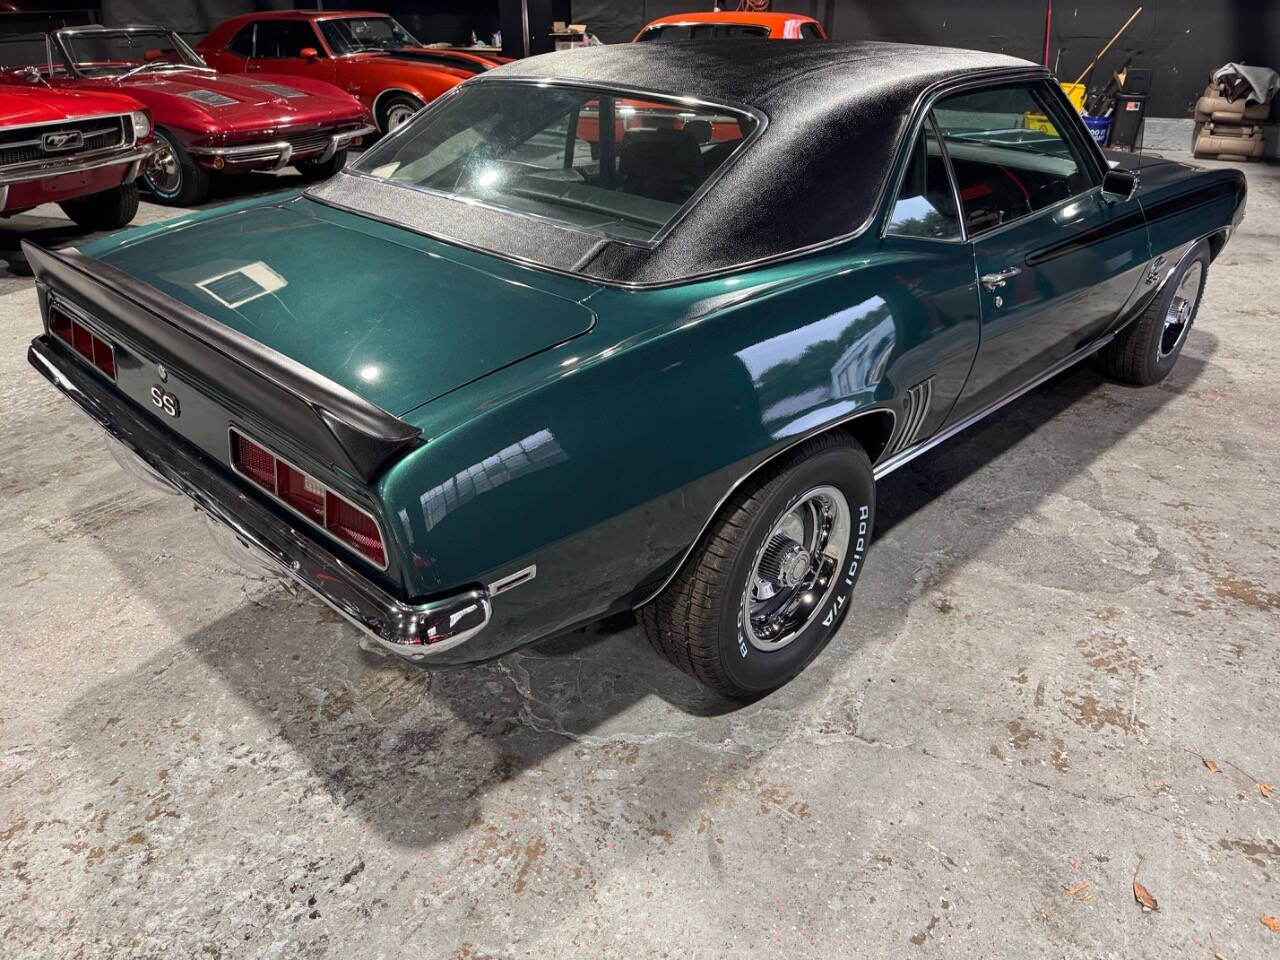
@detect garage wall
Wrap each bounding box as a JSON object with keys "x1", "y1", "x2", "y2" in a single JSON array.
[
  {"x1": 570, "y1": 0, "x2": 1280, "y2": 119},
  {"x1": 101, "y1": 0, "x2": 290, "y2": 36}
]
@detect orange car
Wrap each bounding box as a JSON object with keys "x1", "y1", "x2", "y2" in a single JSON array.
[
  {"x1": 197, "y1": 11, "x2": 487, "y2": 134},
  {"x1": 633, "y1": 11, "x2": 826, "y2": 42}
]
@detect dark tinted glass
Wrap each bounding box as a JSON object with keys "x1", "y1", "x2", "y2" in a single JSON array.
[
  {"x1": 253, "y1": 21, "x2": 319, "y2": 58},
  {"x1": 227, "y1": 24, "x2": 255, "y2": 57},
  {"x1": 638, "y1": 23, "x2": 769, "y2": 41}
]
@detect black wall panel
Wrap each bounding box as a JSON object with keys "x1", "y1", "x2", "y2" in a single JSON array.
[{"x1": 570, "y1": 0, "x2": 1280, "y2": 117}]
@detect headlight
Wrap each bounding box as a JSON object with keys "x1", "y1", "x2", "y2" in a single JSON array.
[{"x1": 131, "y1": 110, "x2": 151, "y2": 140}]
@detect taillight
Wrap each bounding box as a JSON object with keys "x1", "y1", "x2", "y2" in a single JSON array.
[
  {"x1": 325, "y1": 492, "x2": 386, "y2": 568},
  {"x1": 277, "y1": 460, "x2": 324, "y2": 525},
  {"x1": 229, "y1": 428, "x2": 387, "y2": 568},
  {"x1": 49, "y1": 305, "x2": 116, "y2": 381},
  {"x1": 231, "y1": 432, "x2": 276, "y2": 493}
]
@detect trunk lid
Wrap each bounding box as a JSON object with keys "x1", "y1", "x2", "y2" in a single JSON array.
[{"x1": 83, "y1": 195, "x2": 599, "y2": 416}]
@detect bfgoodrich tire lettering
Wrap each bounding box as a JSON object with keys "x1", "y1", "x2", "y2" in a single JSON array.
[{"x1": 639, "y1": 433, "x2": 875, "y2": 698}]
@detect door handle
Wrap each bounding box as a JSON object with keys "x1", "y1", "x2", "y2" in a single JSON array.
[{"x1": 980, "y1": 267, "x2": 1021, "y2": 292}]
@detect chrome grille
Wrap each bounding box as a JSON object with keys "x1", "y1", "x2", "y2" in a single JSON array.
[
  {"x1": 0, "y1": 115, "x2": 127, "y2": 168},
  {"x1": 284, "y1": 132, "x2": 332, "y2": 158}
]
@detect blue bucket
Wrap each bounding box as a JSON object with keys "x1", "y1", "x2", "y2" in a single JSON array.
[{"x1": 1082, "y1": 115, "x2": 1111, "y2": 146}]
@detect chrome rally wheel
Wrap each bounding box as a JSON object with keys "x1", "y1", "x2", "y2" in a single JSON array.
[
  {"x1": 143, "y1": 134, "x2": 182, "y2": 198},
  {"x1": 743, "y1": 485, "x2": 851, "y2": 652},
  {"x1": 1159, "y1": 258, "x2": 1204, "y2": 359},
  {"x1": 639, "y1": 433, "x2": 876, "y2": 699}
]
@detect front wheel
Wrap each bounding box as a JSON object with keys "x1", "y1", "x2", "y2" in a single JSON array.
[
  {"x1": 58, "y1": 180, "x2": 139, "y2": 231},
  {"x1": 295, "y1": 149, "x2": 347, "y2": 182},
  {"x1": 1093, "y1": 240, "x2": 1210, "y2": 385},
  {"x1": 377, "y1": 93, "x2": 423, "y2": 134},
  {"x1": 141, "y1": 129, "x2": 209, "y2": 207},
  {"x1": 639, "y1": 433, "x2": 875, "y2": 699}
]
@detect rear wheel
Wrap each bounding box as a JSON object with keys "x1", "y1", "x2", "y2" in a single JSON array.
[
  {"x1": 295, "y1": 149, "x2": 348, "y2": 182},
  {"x1": 141, "y1": 129, "x2": 209, "y2": 207},
  {"x1": 639, "y1": 434, "x2": 875, "y2": 699},
  {"x1": 1093, "y1": 241, "x2": 1210, "y2": 385},
  {"x1": 58, "y1": 180, "x2": 139, "y2": 231}
]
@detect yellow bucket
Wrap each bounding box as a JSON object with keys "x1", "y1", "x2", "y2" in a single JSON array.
[
  {"x1": 1060, "y1": 82, "x2": 1086, "y2": 113},
  {"x1": 1024, "y1": 112, "x2": 1058, "y2": 135}
]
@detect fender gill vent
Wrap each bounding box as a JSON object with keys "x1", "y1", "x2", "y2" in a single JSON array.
[
  {"x1": 254, "y1": 83, "x2": 307, "y2": 99},
  {"x1": 179, "y1": 90, "x2": 238, "y2": 107},
  {"x1": 887, "y1": 377, "x2": 934, "y2": 456}
]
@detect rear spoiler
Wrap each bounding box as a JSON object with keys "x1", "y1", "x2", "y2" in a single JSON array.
[{"x1": 23, "y1": 241, "x2": 422, "y2": 483}]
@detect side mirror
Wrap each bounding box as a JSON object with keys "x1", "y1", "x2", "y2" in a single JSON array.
[
  {"x1": 1101, "y1": 168, "x2": 1139, "y2": 203},
  {"x1": 21, "y1": 65, "x2": 42, "y2": 85},
  {"x1": 299, "y1": 47, "x2": 320, "y2": 61}
]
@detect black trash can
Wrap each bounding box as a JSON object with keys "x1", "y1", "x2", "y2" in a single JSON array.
[{"x1": 1110, "y1": 93, "x2": 1149, "y2": 151}]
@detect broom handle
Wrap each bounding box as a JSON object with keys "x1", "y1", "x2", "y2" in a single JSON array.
[{"x1": 1073, "y1": 6, "x2": 1142, "y2": 86}]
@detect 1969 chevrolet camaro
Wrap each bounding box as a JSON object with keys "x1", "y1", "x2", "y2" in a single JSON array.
[{"x1": 25, "y1": 42, "x2": 1245, "y2": 698}]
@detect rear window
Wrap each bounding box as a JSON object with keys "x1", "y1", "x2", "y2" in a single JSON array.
[
  {"x1": 352, "y1": 81, "x2": 760, "y2": 243},
  {"x1": 637, "y1": 23, "x2": 770, "y2": 41}
]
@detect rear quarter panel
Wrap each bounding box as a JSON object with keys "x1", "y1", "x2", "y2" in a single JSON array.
[{"x1": 379, "y1": 242, "x2": 975, "y2": 661}]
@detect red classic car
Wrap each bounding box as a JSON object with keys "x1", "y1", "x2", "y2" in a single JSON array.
[
  {"x1": 197, "y1": 11, "x2": 494, "y2": 134},
  {"x1": 634, "y1": 11, "x2": 827, "y2": 41},
  {"x1": 1, "y1": 79, "x2": 153, "y2": 229},
  {"x1": 12, "y1": 25, "x2": 373, "y2": 206}
]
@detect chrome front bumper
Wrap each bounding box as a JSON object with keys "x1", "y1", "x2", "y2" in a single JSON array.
[
  {"x1": 190, "y1": 125, "x2": 375, "y2": 171},
  {"x1": 0, "y1": 141, "x2": 155, "y2": 211},
  {"x1": 29, "y1": 334, "x2": 491, "y2": 661}
]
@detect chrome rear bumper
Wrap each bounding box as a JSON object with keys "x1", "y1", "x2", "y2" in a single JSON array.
[{"x1": 29, "y1": 334, "x2": 490, "y2": 661}]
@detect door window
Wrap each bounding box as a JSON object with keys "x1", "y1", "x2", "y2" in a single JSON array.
[
  {"x1": 930, "y1": 84, "x2": 1097, "y2": 235},
  {"x1": 252, "y1": 21, "x2": 321, "y2": 58},
  {"x1": 885, "y1": 117, "x2": 962, "y2": 241},
  {"x1": 227, "y1": 24, "x2": 255, "y2": 57}
]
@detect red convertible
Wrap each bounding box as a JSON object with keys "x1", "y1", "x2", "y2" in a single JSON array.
[
  {"x1": 198, "y1": 11, "x2": 500, "y2": 134},
  {"x1": 1, "y1": 80, "x2": 153, "y2": 229},
  {"x1": 9, "y1": 25, "x2": 373, "y2": 206}
]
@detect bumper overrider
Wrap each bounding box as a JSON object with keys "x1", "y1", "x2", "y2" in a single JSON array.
[
  {"x1": 189, "y1": 125, "x2": 375, "y2": 171},
  {"x1": 28, "y1": 335, "x2": 491, "y2": 661},
  {"x1": 0, "y1": 141, "x2": 156, "y2": 211}
]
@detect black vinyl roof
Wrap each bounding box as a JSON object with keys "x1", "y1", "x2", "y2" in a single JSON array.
[{"x1": 310, "y1": 41, "x2": 1045, "y2": 287}]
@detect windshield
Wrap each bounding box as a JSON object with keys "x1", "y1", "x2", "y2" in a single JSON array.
[
  {"x1": 60, "y1": 29, "x2": 205, "y2": 76},
  {"x1": 320, "y1": 17, "x2": 419, "y2": 54},
  {"x1": 352, "y1": 82, "x2": 759, "y2": 243}
]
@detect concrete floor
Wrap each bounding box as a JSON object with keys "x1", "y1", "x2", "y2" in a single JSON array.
[{"x1": 2, "y1": 156, "x2": 1277, "y2": 960}]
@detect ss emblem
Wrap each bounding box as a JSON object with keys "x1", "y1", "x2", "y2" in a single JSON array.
[{"x1": 149, "y1": 385, "x2": 180, "y2": 418}]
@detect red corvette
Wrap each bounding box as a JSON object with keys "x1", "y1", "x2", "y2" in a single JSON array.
[
  {"x1": 8, "y1": 25, "x2": 373, "y2": 206},
  {"x1": 197, "y1": 11, "x2": 503, "y2": 134},
  {"x1": 1, "y1": 80, "x2": 153, "y2": 230}
]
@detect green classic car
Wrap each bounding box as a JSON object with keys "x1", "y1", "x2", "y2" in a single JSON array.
[{"x1": 26, "y1": 42, "x2": 1245, "y2": 698}]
